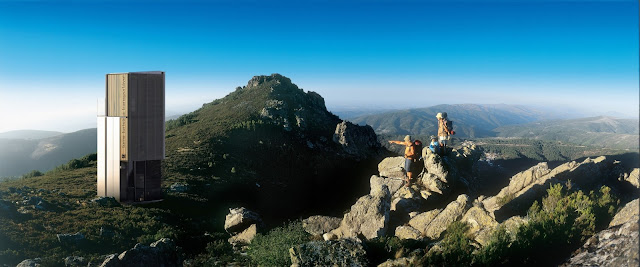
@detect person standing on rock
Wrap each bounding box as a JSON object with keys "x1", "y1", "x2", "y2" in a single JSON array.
[
  {"x1": 389, "y1": 135, "x2": 420, "y2": 187},
  {"x1": 436, "y1": 112, "x2": 451, "y2": 154}
]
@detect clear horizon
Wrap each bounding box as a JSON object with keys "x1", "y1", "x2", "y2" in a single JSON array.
[{"x1": 1, "y1": 0, "x2": 638, "y2": 133}]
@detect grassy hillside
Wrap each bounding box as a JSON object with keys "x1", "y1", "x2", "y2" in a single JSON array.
[
  {"x1": 161, "y1": 74, "x2": 385, "y2": 227},
  {"x1": 0, "y1": 129, "x2": 96, "y2": 178},
  {"x1": 349, "y1": 104, "x2": 547, "y2": 138},
  {"x1": 0, "y1": 158, "x2": 180, "y2": 265}
]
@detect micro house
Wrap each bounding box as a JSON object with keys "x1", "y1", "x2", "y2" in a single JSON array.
[{"x1": 97, "y1": 71, "x2": 165, "y2": 202}]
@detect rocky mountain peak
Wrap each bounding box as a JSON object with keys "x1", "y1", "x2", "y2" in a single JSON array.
[{"x1": 246, "y1": 73, "x2": 291, "y2": 87}]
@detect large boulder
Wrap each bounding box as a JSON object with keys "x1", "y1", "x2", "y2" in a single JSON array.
[
  {"x1": 394, "y1": 225, "x2": 422, "y2": 240},
  {"x1": 289, "y1": 239, "x2": 368, "y2": 267},
  {"x1": 562, "y1": 199, "x2": 639, "y2": 267},
  {"x1": 302, "y1": 215, "x2": 341, "y2": 236},
  {"x1": 371, "y1": 175, "x2": 404, "y2": 196},
  {"x1": 99, "y1": 238, "x2": 181, "y2": 267},
  {"x1": 333, "y1": 120, "x2": 381, "y2": 159},
  {"x1": 408, "y1": 209, "x2": 442, "y2": 235},
  {"x1": 378, "y1": 157, "x2": 406, "y2": 180},
  {"x1": 330, "y1": 185, "x2": 391, "y2": 240},
  {"x1": 228, "y1": 224, "x2": 257, "y2": 247},
  {"x1": 460, "y1": 206, "x2": 498, "y2": 246},
  {"x1": 622, "y1": 168, "x2": 639, "y2": 188},
  {"x1": 224, "y1": 207, "x2": 262, "y2": 234},
  {"x1": 424, "y1": 194, "x2": 470, "y2": 240},
  {"x1": 609, "y1": 198, "x2": 639, "y2": 228},
  {"x1": 420, "y1": 152, "x2": 459, "y2": 198}
]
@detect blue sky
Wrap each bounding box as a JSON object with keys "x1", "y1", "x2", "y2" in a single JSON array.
[{"x1": 0, "y1": 0, "x2": 637, "y2": 132}]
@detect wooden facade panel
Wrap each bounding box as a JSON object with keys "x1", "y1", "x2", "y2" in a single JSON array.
[{"x1": 106, "y1": 74, "x2": 128, "y2": 117}]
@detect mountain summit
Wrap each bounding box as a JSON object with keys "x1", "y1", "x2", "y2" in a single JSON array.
[{"x1": 164, "y1": 74, "x2": 383, "y2": 222}]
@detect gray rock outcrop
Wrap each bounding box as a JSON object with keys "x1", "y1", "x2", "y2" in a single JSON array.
[
  {"x1": 330, "y1": 184, "x2": 391, "y2": 240},
  {"x1": 378, "y1": 157, "x2": 406, "y2": 180},
  {"x1": 460, "y1": 206, "x2": 498, "y2": 246},
  {"x1": 224, "y1": 207, "x2": 262, "y2": 234},
  {"x1": 371, "y1": 175, "x2": 404, "y2": 199},
  {"x1": 289, "y1": 239, "x2": 368, "y2": 267},
  {"x1": 16, "y1": 258, "x2": 41, "y2": 267},
  {"x1": 394, "y1": 225, "x2": 422, "y2": 240},
  {"x1": 302, "y1": 215, "x2": 341, "y2": 236},
  {"x1": 483, "y1": 156, "x2": 618, "y2": 220},
  {"x1": 562, "y1": 199, "x2": 639, "y2": 267},
  {"x1": 64, "y1": 256, "x2": 87, "y2": 266},
  {"x1": 333, "y1": 121, "x2": 380, "y2": 158},
  {"x1": 378, "y1": 255, "x2": 421, "y2": 267},
  {"x1": 99, "y1": 238, "x2": 181, "y2": 267},
  {"x1": 91, "y1": 197, "x2": 120, "y2": 207},
  {"x1": 408, "y1": 209, "x2": 441, "y2": 235},
  {"x1": 622, "y1": 168, "x2": 639, "y2": 188},
  {"x1": 228, "y1": 224, "x2": 257, "y2": 247},
  {"x1": 57, "y1": 232, "x2": 85, "y2": 246},
  {"x1": 420, "y1": 151, "x2": 459, "y2": 198},
  {"x1": 423, "y1": 194, "x2": 470, "y2": 239},
  {"x1": 405, "y1": 194, "x2": 470, "y2": 240}
]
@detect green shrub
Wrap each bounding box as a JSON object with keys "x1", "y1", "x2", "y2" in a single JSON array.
[
  {"x1": 423, "y1": 221, "x2": 474, "y2": 266},
  {"x1": 188, "y1": 238, "x2": 248, "y2": 266},
  {"x1": 47, "y1": 153, "x2": 97, "y2": 174},
  {"x1": 247, "y1": 221, "x2": 309, "y2": 266},
  {"x1": 474, "y1": 226, "x2": 512, "y2": 266},
  {"x1": 505, "y1": 184, "x2": 618, "y2": 265},
  {"x1": 22, "y1": 170, "x2": 43, "y2": 179}
]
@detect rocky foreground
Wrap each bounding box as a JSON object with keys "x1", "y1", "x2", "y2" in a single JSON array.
[
  {"x1": 225, "y1": 141, "x2": 639, "y2": 266},
  {"x1": 14, "y1": 142, "x2": 637, "y2": 266}
]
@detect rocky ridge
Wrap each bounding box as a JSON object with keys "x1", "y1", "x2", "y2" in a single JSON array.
[{"x1": 292, "y1": 140, "x2": 636, "y2": 265}]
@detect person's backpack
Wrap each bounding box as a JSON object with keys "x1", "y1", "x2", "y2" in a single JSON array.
[
  {"x1": 445, "y1": 120, "x2": 455, "y2": 135},
  {"x1": 408, "y1": 140, "x2": 423, "y2": 160}
]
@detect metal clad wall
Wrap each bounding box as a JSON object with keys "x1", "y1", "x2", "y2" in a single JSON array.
[
  {"x1": 145, "y1": 160, "x2": 162, "y2": 199},
  {"x1": 97, "y1": 117, "x2": 106, "y2": 196},
  {"x1": 128, "y1": 73, "x2": 165, "y2": 161}
]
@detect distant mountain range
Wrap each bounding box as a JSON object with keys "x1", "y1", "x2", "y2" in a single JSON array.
[
  {"x1": 348, "y1": 104, "x2": 550, "y2": 138},
  {"x1": 3, "y1": 99, "x2": 636, "y2": 179},
  {"x1": 494, "y1": 116, "x2": 639, "y2": 150},
  {"x1": 0, "y1": 129, "x2": 96, "y2": 177},
  {"x1": 0, "y1": 130, "x2": 64, "y2": 140},
  {"x1": 350, "y1": 105, "x2": 638, "y2": 150}
]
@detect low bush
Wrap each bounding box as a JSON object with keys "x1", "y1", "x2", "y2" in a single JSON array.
[
  {"x1": 422, "y1": 221, "x2": 474, "y2": 266},
  {"x1": 247, "y1": 221, "x2": 310, "y2": 266}
]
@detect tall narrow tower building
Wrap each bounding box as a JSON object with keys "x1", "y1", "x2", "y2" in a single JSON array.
[{"x1": 97, "y1": 71, "x2": 165, "y2": 202}]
